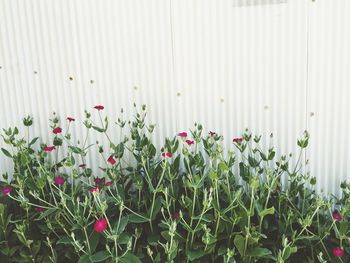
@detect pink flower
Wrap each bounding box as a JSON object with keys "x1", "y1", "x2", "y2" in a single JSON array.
[
  {"x1": 107, "y1": 155, "x2": 116, "y2": 165},
  {"x1": 67, "y1": 117, "x2": 75, "y2": 122},
  {"x1": 94, "y1": 105, "x2": 104, "y2": 111},
  {"x1": 332, "y1": 211, "x2": 342, "y2": 221},
  {"x1": 94, "y1": 218, "x2": 108, "y2": 232},
  {"x1": 186, "y1": 139, "x2": 194, "y2": 145},
  {"x1": 94, "y1": 178, "x2": 104, "y2": 184},
  {"x1": 332, "y1": 247, "x2": 345, "y2": 257},
  {"x1": 89, "y1": 187, "x2": 101, "y2": 193},
  {"x1": 79, "y1": 164, "x2": 86, "y2": 168},
  {"x1": 162, "y1": 152, "x2": 172, "y2": 158},
  {"x1": 1, "y1": 186, "x2": 12, "y2": 196},
  {"x1": 209, "y1": 131, "x2": 216, "y2": 136},
  {"x1": 52, "y1": 127, "x2": 62, "y2": 134},
  {"x1": 232, "y1": 137, "x2": 244, "y2": 143},
  {"x1": 178, "y1": 132, "x2": 187, "y2": 138},
  {"x1": 44, "y1": 146, "x2": 56, "y2": 152},
  {"x1": 104, "y1": 181, "x2": 113, "y2": 187},
  {"x1": 35, "y1": 207, "x2": 46, "y2": 213},
  {"x1": 54, "y1": 176, "x2": 65, "y2": 185}
]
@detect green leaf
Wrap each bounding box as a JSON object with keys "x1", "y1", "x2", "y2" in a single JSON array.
[
  {"x1": 78, "y1": 254, "x2": 91, "y2": 263},
  {"x1": 234, "y1": 235, "x2": 245, "y2": 256},
  {"x1": 1, "y1": 148, "x2": 12, "y2": 158},
  {"x1": 149, "y1": 196, "x2": 162, "y2": 220},
  {"x1": 68, "y1": 146, "x2": 83, "y2": 154},
  {"x1": 92, "y1": 126, "x2": 106, "y2": 133},
  {"x1": 57, "y1": 237, "x2": 73, "y2": 245},
  {"x1": 120, "y1": 252, "x2": 142, "y2": 263},
  {"x1": 90, "y1": 251, "x2": 111, "y2": 262},
  {"x1": 114, "y1": 216, "x2": 128, "y2": 234},
  {"x1": 89, "y1": 231, "x2": 100, "y2": 253},
  {"x1": 187, "y1": 249, "x2": 206, "y2": 261},
  {"x1": 246, "y1": 247, "x2": 272, "y2": 257},
  {"x1": 29, "y1": 137, "x2": 39, "y2": 147},
  {"x1": 37, "y1": 208, "x2": 58, "y2": 220},
  {"x1": 282, "y1": 246, "x2": 297, "y2": 260},
  {"x1": 259, "y1": 207, "x2": 275, "y2": 217},
  {"x1": 128, "y1": 213, "x2": 149, "y2": 223},
  {"x1": 218, "y1": 162, "x2": 229, "y2": 172}
]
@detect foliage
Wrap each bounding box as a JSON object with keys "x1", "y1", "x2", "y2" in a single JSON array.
[{"x1": 0, "y1": 105, "x2": 348, "y2": 263}]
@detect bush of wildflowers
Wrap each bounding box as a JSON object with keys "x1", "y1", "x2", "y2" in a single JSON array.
[{"x1": 0, "y1": 105, "x2": 349, "y2": 263}]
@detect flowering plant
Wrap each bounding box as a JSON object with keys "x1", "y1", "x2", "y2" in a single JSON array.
[{"x1": 0, "y1": 105, "x2": 349, "y2": 263}]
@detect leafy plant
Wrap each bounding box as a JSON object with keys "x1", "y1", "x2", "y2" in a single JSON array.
[{"x1": 0, "y1": 105, "x2": 348, "y2": 262}]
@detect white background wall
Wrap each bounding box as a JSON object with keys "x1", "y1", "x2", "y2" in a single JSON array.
[{"x1": 0, "y1": 0, "x2": 349, "y2": 195}]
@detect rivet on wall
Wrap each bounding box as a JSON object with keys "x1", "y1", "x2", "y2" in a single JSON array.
[
  {"x1": 90, "y1": 80, "x2": 94, "y2": 84},
  {"x1": 264, "y1": 105, "x2": 269, "y2": 110},
  {"x1": 69, "y1": 77, "x2": 73, "y2": 81},
  {"x1": 134, "y1": 86, "x2": 138, "y2": 91},
  {"x1": 177, "y1": 92, "x2": 181, "y2": 97},
  {"x1": 220, "y1": 98, "x2": 224, "y2": 103},
  {"x1": 34, "y1": 71, "x2": 38, "y2": 74},
  {"x1": 310, "y1": 112, "x2": 315, "y2": 117}
]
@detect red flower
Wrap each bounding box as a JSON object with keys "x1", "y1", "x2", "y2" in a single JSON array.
[
  {"x1": 332, "y1": 247, "x2": 345, "y2": 257},
  {"x1": 94, "y1": 105, "x2": 104, "y2": 111},
  {"x1": 35, "y1": 207, "x2": 46, "y2": 213},
  {"x1": 104, "y1": 181, "x2": 113, "y2": 187},
  {"x1": 1, "y1": 186, "x2": 12, "y2": 196},
  {"x1": 54, "y1": 176, "x2": 65, "y2": 185},
  {"x1": 79, "y1": 164, "x2": 86, "y2": 168},
  {"x1": 89, "y1": 187, "x2": 101, "y2": 193},
  {"x1": 178, "y1": 132, "x2": 187, "y2": 138},
  {"x1": 67, "y1": 117, "x2": 75, "y2": 122},
  {"x1": 209, "y1": 131, "x2": 216, "y2": 136},
  {"x1": 186, "y1": 139, "x2": 194, "y2": 145},
  {"x1": 52, "y1": 127, "x2": 62, "y2": 134},
  {"x1": 94, "y1": 218, "x2": 108, "y2": 232},
  {"x1": 44, "y1": 146, "x2": 56, "y2": 152},
  {"x1": 107, "y1": 155, "x2": 116, "y2": 165},
  {"x1": 162, "y1": 152, "x2": 172, "y2": 158},
  {"x1": 232, "y1": 137, "x2": 244, "y2": 143},
  {"x1": 171, "y1": 211, "x2": 180, "y2": 220},
  {"x1": 94, "y1": 178, "x2": 104, "y2": 184},
  {"x1": 332, "y1": 211, "x2": 342, "y2": 221}
]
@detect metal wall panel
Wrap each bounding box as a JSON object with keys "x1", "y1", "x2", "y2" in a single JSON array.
[
  {"x1": 0, "y1": 0, "x2": 348, "y2": 195},
  {"x1": 308, "y1": 0, "x2": 350, "y2": 195}
]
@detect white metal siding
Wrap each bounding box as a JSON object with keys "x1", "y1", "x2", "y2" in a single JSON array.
[{"x1": 0, "y1": 0, "x2": 349, "y2": 195}]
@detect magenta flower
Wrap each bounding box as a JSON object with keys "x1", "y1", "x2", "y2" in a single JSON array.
[
  {"x1": 332, "y1": 247, "x2": 344, "y2": 257},
  {"x1": 1, "y1": 186, "x2": 12, "y2": 196},
  {"x1": 232, "y1": 137, "x2": 244, "y2": 143},
  {"x1": 67, "y1": 117, "x2": 75, "y2": 122},
  {"x1": 332, "y1": 211, "x2": 342, "y2": 221},
  {"x1": 54, "y1": 176, "x2": 65, "y2": 185},
  {"x1": 186, "y1": 139, "x2": 194, "y2": 146},
  {"x1": 89, "y1": 187, "x2": 101, "y2": 193},
  {"x1": 52, "y1": 127, "x2": 62, "y2": 134},
  {"x1": 171, "y1": 211, "x2": 180, "y2": 220},
  {"x1": 178, "y1": 132, "x2": 187, "y2": 138},
  {"x1": 44, "y1": 146, "x2": 56, "y2": 152},
  {"x1": 107, "y1": 155, "x2": 116, "y2": 165},
  {"x1": 94, "y1": 178, "x2": 104, "y2": 184},
  {"x1": 35, "y1": 207, "x2": 46, "y2": 213},
  {"x1": 94, "y1": 218, "x2": 108, "y2": 232},
  {"x1": 104, "y1": 181, "x2": 113, "y2": 187},
  {"x1": 162, "y1": 152, "x2": 172, "y2": 158},
  {"x1": 94, "y1": 105, "x2": 104, "y2": 111}
]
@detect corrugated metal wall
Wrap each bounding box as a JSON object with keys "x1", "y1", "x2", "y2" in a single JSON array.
[{"x1": 0, "y1": 0, "x2": 349, "y2": 195}]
